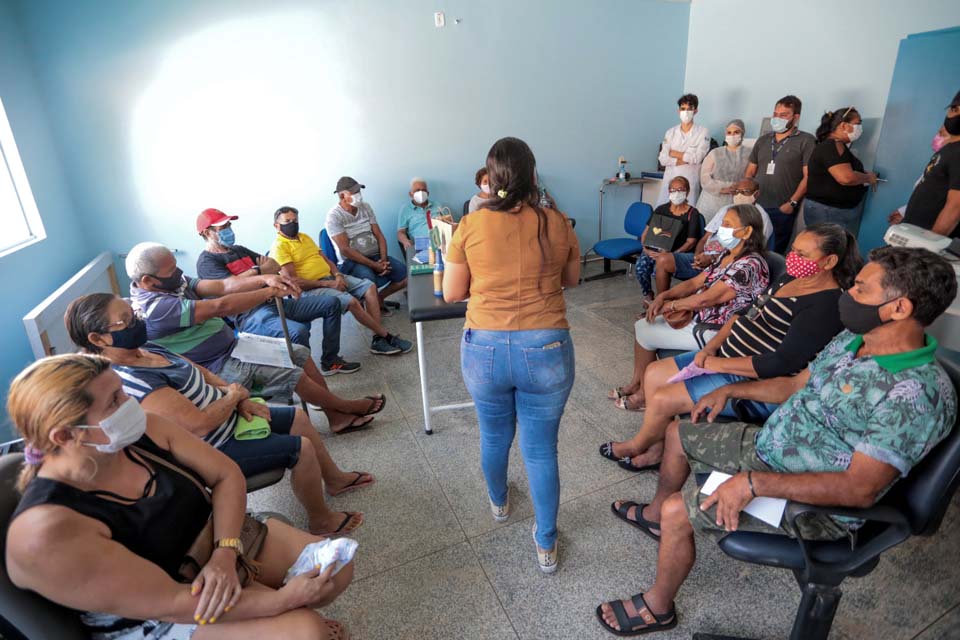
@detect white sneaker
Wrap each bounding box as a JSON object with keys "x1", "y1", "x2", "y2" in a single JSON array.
[
  {"x1": 532, "y1": 524, "x2": 558, "y2": 574},
  {"x1": 490, "y1": 489, "x2": 510, "y2": 523}
]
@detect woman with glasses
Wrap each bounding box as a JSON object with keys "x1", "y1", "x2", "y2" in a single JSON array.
[
  {"x1": 64, "y1": 293, "x2": 375, "y2": 538},
  {"x1": 443, "y1": 137, "x2": 580, "y2": 574},
  {"x1": 805, "y1": 106, "x2": 878, "y2": 234},
  {"x1": 608, "y1": 204, "x2": 769, "y2": 412},
  {"x1": 601, "y1": 223, "x2": 861, "y2": 473},
  {"x1": 634, "y1": 176, "x2": 706, "y2": 305},
  {"x1": 697, "y1": 119, "x2": 751, "y2": 222}
]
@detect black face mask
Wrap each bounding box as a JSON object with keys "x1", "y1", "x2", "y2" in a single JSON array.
[
  {"x1": 108, "y1": 316, "x2": 148, "y2": 350},
  {"x1": 150, "y1": 267, "x2": 183, "y2": 291},
  {"x1": 838, "y1": 291, "x2": 900, "y2": 335},
  {"x1": 279, "y1": 221, "x2": 299, "y2": 237},
  {"x1": 944, "y1": 114, "x2": 960, "y2": 137}
]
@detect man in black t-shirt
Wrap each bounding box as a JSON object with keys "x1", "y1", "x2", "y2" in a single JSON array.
[
  {"x1": 195, "y1": 209, "x2": 361, "y2": 376},
  {"x1": 903, "y1": 90, "x2": 960, "y2": 238}
]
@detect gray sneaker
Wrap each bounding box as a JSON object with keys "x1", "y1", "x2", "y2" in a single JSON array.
[
  {"x1": 370, "y1": 335, "x2": 401, "y2": 355},
  {"x1": 387, "y1": 333, "x2": 414, "y2": 354},
  {"x1": 320, "y1": 357, "x2": 362, "y2": 376}
]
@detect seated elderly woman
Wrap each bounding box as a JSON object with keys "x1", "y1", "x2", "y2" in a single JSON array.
[
  {"x1": 7, "y1": 354, "x2": 354, "y2": 639},
  {"x1": 66, "y1": 293, "x2": 371, "y2": 537},
  {"x1": 608, "y1": 205, "x2": 770, "y2": 412},
  {"x1": 601, "y1": 223, "x2": 862, "y2": 471}
]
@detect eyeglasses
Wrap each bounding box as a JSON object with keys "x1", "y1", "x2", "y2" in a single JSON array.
[
  {"x1": 744, "y1": 294, "x2": 772, "y2": 321},
  {"x1": 733, "y1": 189, "x2": 757, "y2": 196}
]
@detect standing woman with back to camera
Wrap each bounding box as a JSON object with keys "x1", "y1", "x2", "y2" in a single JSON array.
[{"x1": 443, "y1": 137, "x2": 580, "y2": 574}]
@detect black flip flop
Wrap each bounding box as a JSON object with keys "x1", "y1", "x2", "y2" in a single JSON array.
[
  {"x1": 314, "y1": 511, "x2": 364, "y2": 537},
  {"x1": 332, "y1": 415, "x2": 375, "y2": 435},
  {"x1": 611, "y1": 501, "x2": 661, "y2": 543},
  {"x1": 595, "y1": 593, "x2": 677, "y2": 636},
  {"x1": 361, "y1": 394, "x2": 386, "y2": 416},
  {"x1": 599, "y1": 443, "x2": 660, "y2": 473},
  {"x1": 326, "y1": 471, "x2": 376, "y2": 497}
]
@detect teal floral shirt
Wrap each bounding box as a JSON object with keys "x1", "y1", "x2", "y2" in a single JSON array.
[{"x1": 756, "y1": 330, "x2": 956, "y2": 479}]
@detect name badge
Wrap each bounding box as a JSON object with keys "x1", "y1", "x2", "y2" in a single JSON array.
[{"x1": 766, "y1": 161, "x2": 776, "y2": 175}]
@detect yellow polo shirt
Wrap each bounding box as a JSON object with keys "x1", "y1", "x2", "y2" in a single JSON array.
[{"x1": 270, "y1": 232, "x2": 332, "y2": 281}]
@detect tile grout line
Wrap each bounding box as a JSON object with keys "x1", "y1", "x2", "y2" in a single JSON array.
[{"x1": 909, "y1": 600, "x2": 960, "y2": 640}]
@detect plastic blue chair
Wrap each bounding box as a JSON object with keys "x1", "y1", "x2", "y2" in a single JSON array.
[
  {"x1": 585, "y1": 202, "x2": 652, "y2": 281},
  {"x1": 319, "y1": 228, "x2": 338, "y2": 262}
]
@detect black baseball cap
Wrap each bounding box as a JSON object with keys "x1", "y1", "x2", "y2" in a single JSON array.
[{"x1": 334, "y1": 176, "x2": 365, "y2": 194}]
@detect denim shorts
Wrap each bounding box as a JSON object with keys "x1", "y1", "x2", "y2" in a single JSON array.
[
  {"x1": 672, "y1": 252, "x2": 703, "y2": 281},
  {"x1": 341, "y1": 253, "x2": 407, "y2": 288},
  {"x1": 303, "y1": 274, "x2": 374, "y2": 311},
  {"x1": 673, "y1": 351, "x2": 778, "y2": 420},
  {"x1": 217, "y1": 406, "x2": 300, "y2": 476}
]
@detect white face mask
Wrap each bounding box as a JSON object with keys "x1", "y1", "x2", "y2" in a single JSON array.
[
  {"x1": 725, "y1": 134, "x2": 743, "y2": 147},
  {"x1": 77, "y1": 398, "x2": 147, "y2": 453},
  {"x1": 480, "y1": 183, "x2": 491, "y2": 194},
  {"x1": 733, "y1": 192, "x2": 757, "y2": 205},
  {"x1": 715, "y1": 225, "x2": 743, "y2": 249},
  {"x1": 669, "y1": 191, "x2": 687, "y2": 205},
  {"x1": 679, "y1": 110, "x2": 694, "y2": 124},
  {"x1": 770, "y1": 116, "x2": 791, "y2": 133},
  {"x1": 413, "y1": 190, "x2": 428, "y2": 205},
  {"x1": 846, "y1": 123, "x2": 863, "y2": 143},
  {"x1": 349, "y1": 192, "x2": 363, "y2": 207}
]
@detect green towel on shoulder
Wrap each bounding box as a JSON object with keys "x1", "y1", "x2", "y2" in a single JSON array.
[{"x1": 233, "y1": 398, "x2": 271, "y2": 441}]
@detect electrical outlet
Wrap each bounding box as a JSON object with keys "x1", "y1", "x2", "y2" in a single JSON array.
[{"x1": 434, "y1": 11, "x2": 445, "y2": 28}]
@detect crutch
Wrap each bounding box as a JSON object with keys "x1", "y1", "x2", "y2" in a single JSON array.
[{"x1": 274, "y1": 297, "x2": 309, "y2": 412}]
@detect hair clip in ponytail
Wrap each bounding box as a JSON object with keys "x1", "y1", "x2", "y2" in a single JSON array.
[
  {"x1": 24, "y1": 445, "x2": 45, "y2": 466},
  {"x1": 497, "y1": 189, "x2": 508, "y2": 199}
]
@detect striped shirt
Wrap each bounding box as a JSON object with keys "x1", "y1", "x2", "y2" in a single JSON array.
[
  {"x1": 719, "y1": 275, "x2": 844, "y2": 379},
  {"x1": 113, "y1": 345, "x2": 235, "y2": 448}
]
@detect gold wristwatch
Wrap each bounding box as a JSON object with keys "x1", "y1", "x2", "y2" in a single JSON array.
[{"x1": 216, "y1": 537, "x2": 243, "y2": 554}]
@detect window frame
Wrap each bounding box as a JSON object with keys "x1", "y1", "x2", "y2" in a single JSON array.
[{"x1": 0, "y1": 96, "x2": 46, "y2": 258}]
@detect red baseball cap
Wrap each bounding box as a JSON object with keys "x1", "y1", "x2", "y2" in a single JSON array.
[{"x1": 196, "y1": 208, "x2": 238, "y2": 234}]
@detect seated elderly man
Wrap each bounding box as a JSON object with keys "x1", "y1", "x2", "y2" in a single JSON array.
[
  {"x1": 272, "y1": 206, "x2": 412, "y2": 356},
  {"x1": 650, "y1": 178, "x2": 773, "y2": 293},
  {"x1": 327, "y1": 176, "x2": 408, "y2": 310},
  {"x1": 194, "y1": 207, "x2": 360, "y2": 376},
  {"x1": 397, "y1": 177, "x2": 454, "y2": 255},
  {"x1": 596, "y1": 247, "x2": 958, "y2": 635},
  {"x1": 126, "y1": 241, "x2": 385, "y2": 432}
]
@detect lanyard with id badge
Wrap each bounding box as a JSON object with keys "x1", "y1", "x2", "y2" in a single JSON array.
[{"x1": 766, "y1": 133, "x2": 793, "y2": 176}]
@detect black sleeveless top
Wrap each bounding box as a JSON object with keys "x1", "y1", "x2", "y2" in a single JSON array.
[{"x1": 12, "y1": 434, "x2": 211, "y2": 581}]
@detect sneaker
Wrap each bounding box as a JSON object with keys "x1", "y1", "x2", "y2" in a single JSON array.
[
  {"x1": 370, "y1": 335, "x2": 401, "y2": 355},
  {"x1": 386, "y1": 333, "x2": 414, "y2": 354},
  {"x1": 532, "y1": 524, "x2": 558, "y2": 574},
  {"x1": 490, "y1": 489, "x2": 510, "y2": 523},
  {"x1": 384, "y1": 300, "x2": 401, "y2": 309},
  {"x1": 379, "y1": 305, "x2": 394, "y2": 318},
  {"x1": 321, "y1": 357, "x2": 362, "y2": 377}
]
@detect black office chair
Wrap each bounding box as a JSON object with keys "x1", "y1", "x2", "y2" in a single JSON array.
[
  {"x1": 694, "y1": 356, "x2": 960, "y2": 640},
  {"x1": 462, "y1": 199, "x2": 470, "y2": 216}
]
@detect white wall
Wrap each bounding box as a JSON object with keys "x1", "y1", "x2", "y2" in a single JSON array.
[{"x1": 684, "y1": 0, "x2": 960, "y2": 167}]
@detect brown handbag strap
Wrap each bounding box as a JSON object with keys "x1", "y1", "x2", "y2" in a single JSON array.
[{"x1": 130, "y1": 446, "x2": 212, "y2": 505}]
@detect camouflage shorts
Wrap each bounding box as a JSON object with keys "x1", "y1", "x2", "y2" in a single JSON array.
[{"x1": 678, "y1": 421, "x2": 848, "y2": 542}]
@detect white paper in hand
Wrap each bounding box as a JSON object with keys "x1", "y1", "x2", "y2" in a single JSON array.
[
  {"x1": 700, "y1": 471, "x2": 786, "y2": 528},
  {"x1": 284, "y1": 538, "x2": 358, "y2": 584},
  {"x1": 231, "y1": 333, "x2": 295, "y2": 368}
]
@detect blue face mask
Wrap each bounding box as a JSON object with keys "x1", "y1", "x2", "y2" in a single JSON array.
[
  {"x1": 770, "y1": 117, "x2": 790, "y2": 133},
  {"x1": 217, "y1": 227, "x2": 236, "y2": 246}
]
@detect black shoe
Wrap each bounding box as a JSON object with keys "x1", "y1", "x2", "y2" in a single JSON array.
[{"x1": 321, "y1": 357, "x2": 362, "y2": 376}]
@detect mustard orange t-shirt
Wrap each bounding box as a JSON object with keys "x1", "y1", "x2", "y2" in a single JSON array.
[{"x1": 445, "y1": 206, "x2": 580, "y2": 330}]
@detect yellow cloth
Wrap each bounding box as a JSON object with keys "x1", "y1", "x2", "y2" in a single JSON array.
[
  {"x1": 233, "y1": 398, "x2": 271, "y2": 441},
  {"x1": 270, "y1": 232, "x2": 332, "y2": 281}
]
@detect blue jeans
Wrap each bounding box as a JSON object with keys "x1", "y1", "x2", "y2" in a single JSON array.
[
  {"x1": 803, "y1": 198, "x2": 863, "y2": 236},
  {"x1": 340, "y1": 253, "x2": 407, "y2": 289},
  {"x1": 460, "y1": 328, "x2": 575, "y2": 549},
  {"x1": 673, "y1": 351, "x2": 778, "y2": 420},
  {"x1": 238, "y1": 295, "x2": 342, "y2": 367}
]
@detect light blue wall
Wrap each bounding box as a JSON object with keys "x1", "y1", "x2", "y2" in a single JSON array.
[
  {"x1": 0, "y1": 0, "x2": 93, "y2": 436},
  {"x1": 10, "y1": 0, "x2": 690, "y2": 280}
]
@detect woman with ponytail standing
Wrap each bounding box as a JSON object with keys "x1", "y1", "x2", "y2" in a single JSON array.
[
  {"x1": 805, "y1": 106, "x2": 878, "y2": 234},
  {"x1": 443, "y1": 137, "x2": 580, "y2": 573}
]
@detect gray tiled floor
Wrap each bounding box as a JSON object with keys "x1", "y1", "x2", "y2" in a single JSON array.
[{"x1": 248, "y1": 266, "x2": 960, "y2": 640}]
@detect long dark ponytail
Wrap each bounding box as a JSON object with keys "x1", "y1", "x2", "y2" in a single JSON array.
[
  {"x1": 484, "y1": 137, "x2": 553, "y2": 288},
  {"x1": 815, "y1": 106, "x2": 859, "y2": 143},
  {"x1": 803, "y1": 223, "x2": 863, "y2": 289}
]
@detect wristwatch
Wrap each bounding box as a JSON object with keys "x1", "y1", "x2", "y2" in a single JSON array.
[
  {"x1": 788, "y1": 200, "x2": 799, "y2": 210},
  {"x1": 216, "y1": 537, "x2": 243, "y2": 555}
]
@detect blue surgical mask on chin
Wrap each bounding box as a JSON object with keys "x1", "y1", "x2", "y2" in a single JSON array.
[
  {"x1": 217, "y1": 227, "x2": 236, "y2": 246},
  {"x1": 770, "y1": 117, "x2": 790, "y2": 133}
]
